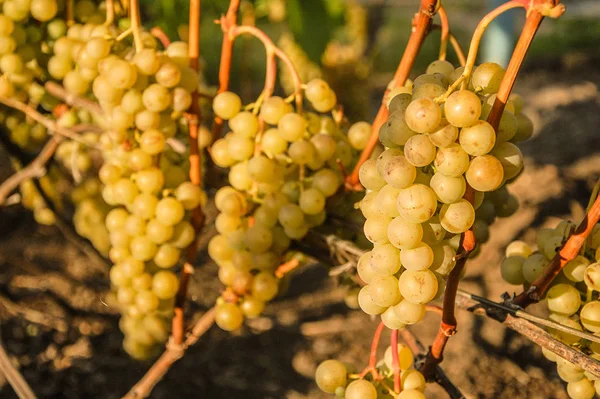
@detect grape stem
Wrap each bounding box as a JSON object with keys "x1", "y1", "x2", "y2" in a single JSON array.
[
  {"x1": 129, "y1": 0, "x2": 144, "y2": 52},
  {"x1": 274, "y1": 258, "x2": 300, "y2": 279},
  {"x1": 431, "y1": 25, "x2": 466, "y2": 67},
  {"x1": 122, "y1": 308, "x2": 217, "y2": 399},
  {"x1": 345, "y1": 0, "x2": 438, "y2": 190},
  {"x1": 391, "y1": 329, "x2": 401, "y2": 393},
  {"x1": 66, "y1": 0, "x2": 74, "y2": 26},
  {"x1": 227, "y1": 24, "x2": 303, "y2": 113},
  {"x1": 513, "y1": 193, "x2": 600, "y2": 307},
  {"x1": 0, "y1": 338, "x2": 36, "y2": 399},
  {"x1": 171, "y1": 0, "x2": 205, "y2": 347},
  {"x1": 211, "y1": 0, "x2": 241, "y2": 142},
  {"x1": 358, "y1": 322, "x2": 384, "y2": 380},
  {"x1": 437, "y1": 5, "x2": 449, "y2": 61},
  {"x1": 150, "y1": 27, "x2": 172, "y2": 48},
  {"x1": 105, "y1": 0, "x2": 115, "y2": 26},
  {"x1": 434, "y1": 1, "x2": 526, "y2": 104},
  {"x1": 44, "y1": 82, "x2": 104, "y2": 116}
]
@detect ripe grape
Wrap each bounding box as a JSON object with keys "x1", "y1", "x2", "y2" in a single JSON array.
[{"x1": 315, "y1": 359, "x2": 347, "y2": 394}]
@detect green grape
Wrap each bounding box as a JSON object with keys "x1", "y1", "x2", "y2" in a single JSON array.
[
  {"x1": 465, "y1": 155, "x2": 504, "y2": 192},
  {"x1": 130, "y1": 235, "x2": 157, "y2": 261},
  {"x1": 228, "y1": 163, "x2": 252, "y2": 192},
  {"x1": 384, "y1": 343, "x2": 414, "y2": 371},
  {"x1": 496, "y1": 111, "x2": 518, "y2": 142},
  {"x1": 230, "y1": 111, "x2": 259, "y2": 137},
  {"x1": 135, "y1": 110, "x2": 161, "y2": 131},
  {"x1": 382, "y1": 154, "x2": 416, "y2": 189},
  {"x1": 434, "y1": 144, "x2": 470, "y2": 177},
  {"x1": 357, "y1": 252, "x2": 377, "y2": 284},
  {"x1": 240, "y1": 296, "x2": 265, "y2": 318},
  {"x1": 124, "y1": 215, "x2": 146, "y2": 237},
  {"x1": 378, "y1": 110, "x2": 416, "y2": 148},
  {"x1": 106, "y1": 208, "x2": 129, "y2": 232},
  {"x1": 244, "y1": 225, "x2": 273, "y2": 253},
  {"x1": 404, "y1": 134, "x2": 436, "y2": 167},
  {"x1": 283, "y1": 224, "x2": 309, "y2": 239},
  {"x1": 227, "y1": 133, "x2": 254, "y2": 161},
  {"x1": 345, "y1": 380, "x2": 377, "y2": 399},
  {"x1": 426, "y1": 60, "x2": 455, "y2": 78},
  {"x1": 512, "y1": 113, "x2": 534, "y2": 142},
  {"x1": 522, "y1": 253, "x2": 546, "y2": 283},
  {"x1": 381, "y1": 305, "x2": 407, "y2": 329},
  {"x1": 369, "y1": 243, "x2": 401, "y2": 276},
  {"x1": 210, "y1": 138, "x2": 235, "y2": 167},
  {"x1": 376, "y1": 148, "x2": 403, "y2": 175},
  {"x1": 133, "y1": 48, "x2": 161, "y2": 75},
  {"x1": 430, "y1": 172, "x2": 466, "y2": 204},
  {"x1": 208, "y1": 234, "x2": 234, "y2": 262},
  {"x1": 305, "y1": 79, "x2": 331, "y2": 104},
  {"x1": 133, "y1": 168, "x2": 164, "y2": 194},
  {"x1": 311, "y1": 134, "x2": 337, "y2": 161},
  {"x1": 470, "y1": 62, "x2": 504, "y2": 94},
  {"x1": 312, "y1": 90, "x2": 336, "y2": 113},
  {"x1": 0, "y1": 15, "x2": 14, "y2": 36},
  {"x1": 347, "y1": 121, "x2": 371, "y2": 150},
  {"x1": 490, "y1": 142, "x2": 523, "y2": 180},
  {"x1": 99, "y1": 164, "x2": 122, "y2": 185},
  {"x1": 388, "y1": 92, "x2": 412, "y2": 113},
  {"x1": 360, "y1": 191, "x2": 381, "y2": 219},
  {"x1": 412, "y1": 83, "x2": 445, "y2": 101},
  {"x1": 387, "y1": 217, "x2": 423, "y2": 250},
  {"x1": 315, "y1": 359, "x2": 347, "y2": 394},
  {"x1": 542, "y1": 234, "x2": 563, "y2": 260},
  {"x1": 278, "y1": 112, "x2": 306, "y2": 141},
  {"x1": 547, "y1": 284, "x2": 581, "y2": 316},
  {"x1": 392, "y1": 299, "x2": 426, "y2": 326},
  {"x1": 580, "y1": 301, "x2": 600, "y2": 332},
  {"x1": 563, "y1": 256, "x2": 590, "y2": 283},
  {"x1": 261, "y1": 128, "x2": 287, "y2": 155},
  {"x1": 398, "y1": 269, "x2": 438, "y2": 304},
  {"x1": 364, "y1": 214, "x2": 391, "y2": 244},
  {"x1": 172, "y1": 87, "x2": 192, "y2": 112},
  {"x1": 30, "y1": 0, "x2": 58, "y2": 22},
  {"x1": 247, "y1": 156, "x2": 277, "y2": 183},
  {"x1": 152, "y1": 270, "x2": 179, "y2": 299},
  {"x1": 567, "y1": 378, "x2": 595, "y2": 399},
  {"x1": 155, "y1": 61, "x2": 181, "y2": 88},
  {"x1": 500, "y1": 256, "x2": 526, "y2": 285},
  {"x1": 358, "y1": 285, "x2": 386, "y2": 315},
  {"x1": 396, "y1": 184, "x2": 437, "y2": 224},
  {"x1": 401, "y1": 370, "x2": 426, "y2": 392},
  {"x1": 154, "y1": 244, "x2": 180, "y2": 268},
  {"x1": 110, "y1": 264, "x2": 130, "y2": 287},
  {"x1": 459, "y1": 120, "x2": 496, "y2": 156},
  {"x1": 439, "y1": 199, "x2": 475, "y2": 234},
  {"x1": 405, "y1": 98, "x2": 441, "y2": 133},
  {"x1": 375, "y1": 184, "x2": 401, "y2": 217},
  {"x1": 0, "y1": 53, "x2": 23, "y2": 74},
  {"x1": 113, "y1": 178, "x2": 139, "y2": 205},
  {"x1": 109, "y1": 247, "x2": 130, "y2": 264},
  {"x1": 252, "y1": 272, "x2": 278, "y2": 301},
  {"x1": 444, "y1": 90, "x2": 482, "y2": 127},
  {"x1": 48, "y1": 55, "x2": 72, "y2": 79},
  {"x1": 359, "y1": 159, "x2": 386, "y2": 191},
  {"x1": 175, "y1": 182, "x2": 205, "y2": 211},
  {"x1": 505, "y1": 240, "x2": 532, "y2": 258},
  {"x1": 299, "y1": 188, "x2": 325, "y2": 215},
  {"x1": 138, "y1": 129, "x2": 165, "y2": 155},
  {"x1": 584, "y1": 263, "x2": 600, "y2": 291},
  {"x1": 215, "y1": 302, "x2": 244, "y2": 331},
  {"x1": 260, "y1": 96, "x2": 287, "y2": 125},
  {"x1": 142, "y1": 84, "x2": 171, "y2": 112},
  {"x1": 117, "y1": 287, "x2": 136, "y2": 305},
  {"x1": 135, "y1": 290, "x2": 159, "y2": 313},
  {"x1": 311, "y1": 169, "x2": 340, "y2": 197},
  {"x1": 401, "y1": 242, "x2": 434, "y2": 271},
  {"x1": 288, "y1": 140, "x2": 316, "y2": 164}
]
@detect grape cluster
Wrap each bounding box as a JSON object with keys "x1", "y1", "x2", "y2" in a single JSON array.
[
  {"x1": 71, "y1": 176, "x2": 111, "y2": 255},
  {"x1": 39, "y1": 15, "x2": 208, "y2": 358},
  {"x1": 315, "y1": 343, "x2": 427, "y2": 398},
  {"x1": 356, "y1": 60, "x2": 533, "y2": 328},
  {"x1": 208, "y1": 79, "x2": 370, "y2": 330},
  {"x1": 502, "y1": 220, "x2": 600, "y2": 399}
]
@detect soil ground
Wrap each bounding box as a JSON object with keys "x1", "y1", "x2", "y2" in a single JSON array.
[{"x1": 1, "y1": 52, "x2": 600, "y2": 399}]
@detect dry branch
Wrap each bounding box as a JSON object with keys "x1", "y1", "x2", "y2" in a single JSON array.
[
  {"x1": 0, "y1": 337, "x2": 36, "y2": 399},
  {"x1": 44, "y1": 82, "x2": 103, "y2": 116}
]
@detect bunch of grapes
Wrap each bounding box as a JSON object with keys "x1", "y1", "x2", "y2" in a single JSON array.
[
  {"x1": 501, "y1": 220, "x2": 600, "y2": 399},
  {"x1": 356, "y1": 60, "x2": 533, "y2": 329},
  {"x1": 36, "y1": 14, "x2": 208, "y2": 358},
  {"x1": 315, "y1": 343, "x2": 427, "y2": 399},
  {"x1": 207, "y1": 79, "x2": 371, "y2": 330}
]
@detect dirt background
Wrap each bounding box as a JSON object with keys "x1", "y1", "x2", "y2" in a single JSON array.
[{"x1": 1, "y1": 51, "x2": 600, "y2": 398}]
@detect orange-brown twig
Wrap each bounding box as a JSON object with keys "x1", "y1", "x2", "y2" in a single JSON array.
[
  {"x1": 172, "y1": 0, "x2": 205, "y2": 347},
  {"x1": 438, "y1": 5, "x2": 449, "y2": 61},
  {"x1": 211, "y1": 0, "x2": 240, "y2": 142},
  {"x1": 151, "y1": 27, "x2": 172, "y2": 48},
  {"x1": 358, "y1": 322, "x2": 385, "y2": 380},
  {"x1": 514, "y1": 194, "x2": 600, "y2": 307},
  {"x1": 275, "y1": 258, "x2": 300, "y2": 279},
  {"x1": 346, "y1": 0, "x2": 437, "y2": 190}
]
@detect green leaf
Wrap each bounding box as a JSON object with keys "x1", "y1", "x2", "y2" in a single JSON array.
[{"x1": 285, "y1": 0, "x2": 344, "y2": 64}]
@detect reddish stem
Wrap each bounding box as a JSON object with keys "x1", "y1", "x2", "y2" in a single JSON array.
[
  {"x1": 211, "y1": 0, "x2": 241, "y2": 142},
  {"x1": 438, "y1": 5, "x2": 449, "y2": 61},
  {"x1": 514, "y1": 194, "x2": 600, "y2": 307},
  {"x1": 150, "y1": 27, "x2": 172, "y2": 48},
  {"x1": 346, "y1": 0, "x2": 437, "y2": 190},
  {"x1": 172, "y1": 0, "x2": 204, "y2": 346},
  {"x1": 359, "y1": 322, "x2": 385, "y2": 379},
  {"x1": 391, "y1": 329, "x2": 401, "y2": 393},
  {"x1": 274, "y1": 258, "x2": 300, "y2": 279}
]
